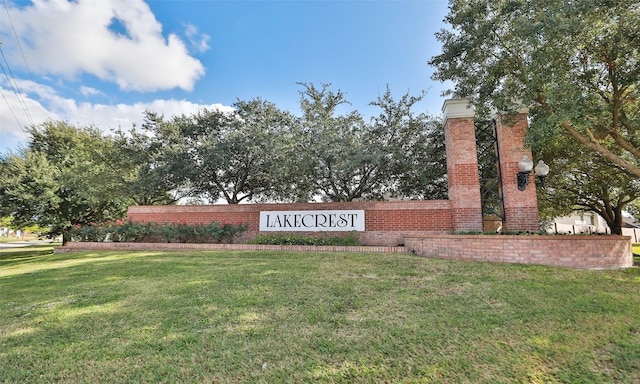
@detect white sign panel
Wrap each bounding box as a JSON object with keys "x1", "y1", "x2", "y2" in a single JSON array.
[{"x1": 260, "y1": 210, "x2": 365, "y2": 232}]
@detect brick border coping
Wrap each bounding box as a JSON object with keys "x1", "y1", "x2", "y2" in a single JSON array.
[
  {"x1": 405, "y1": 234, "x2": 633, "y2": 270},
  {"x1": 56, "y1": 242, "x2": 407, "y2": 254}
]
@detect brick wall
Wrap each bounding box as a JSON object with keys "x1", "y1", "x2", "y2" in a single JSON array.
[
  {"x1": 444, "y1": 115, "x2": 483, "y2": 231},
  {"x1": 128, "y1": 200, "x2": 454, "y2": 246},
  {"x1": 405, "y1": 234, "x2": 633, "y2": 269},
  {"x1": 61, "y1": 232, "x2": 633, "y2": 270},
  {"x1": 495, "y1": 113, "x2": 541, "y2": 231}
]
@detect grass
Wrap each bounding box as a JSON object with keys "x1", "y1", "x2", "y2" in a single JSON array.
[{"x1": 1, "y1": 247, "x2": 639, "y2": 383}]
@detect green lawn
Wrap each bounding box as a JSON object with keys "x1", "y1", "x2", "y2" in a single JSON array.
[{"x1": 1, "y1": 247, "x2": 639, "y2": 383}]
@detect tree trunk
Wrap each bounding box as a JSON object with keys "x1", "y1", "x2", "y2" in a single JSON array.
[
  {"x1": 609, "y1": 222, "x2": 623, "y2": 236},
  {"x1": 62, "y1": 230, "x2": 71, "y2": 246},
  {"x1": 603, "y1": 207, "x2": 624, "y2": 236}
]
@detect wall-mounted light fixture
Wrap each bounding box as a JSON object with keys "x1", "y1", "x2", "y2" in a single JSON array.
[{"x1": 517, "y1": 155, "x2": 550, "y2": 191}]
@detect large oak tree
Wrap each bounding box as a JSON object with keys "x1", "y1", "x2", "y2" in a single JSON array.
[
  {"x1": 292, "y1": 83, "x2": 446, "y2": 202},
  {"x1": 430, "y1": 0, "x2": 640, "y2": 178},
  {"x1": 0, "y1": 122, "x2": 138, "y2": 243},
  {"x1": 534, "y1": 134, "x2": 640, "y2": 235},
  {"x1": 140, "y1": 99, "x2": 298, "y2": 204}
]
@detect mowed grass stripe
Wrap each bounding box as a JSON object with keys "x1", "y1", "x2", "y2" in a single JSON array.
[{"x1": 1, "y1": 249, "x2": 639, "y2": 383}]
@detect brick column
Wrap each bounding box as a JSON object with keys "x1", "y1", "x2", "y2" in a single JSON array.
[
  {"x1": 443, "y1": 99, "x2": 483, "y2": 232},
  {"x1": 494, "y1": 112, "x2": 540, "y2": 231}
]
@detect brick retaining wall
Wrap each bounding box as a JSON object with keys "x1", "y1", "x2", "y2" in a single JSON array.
[
  {"x1": 59, "y1": 234, "x2": 633, "y2": 270},
  {"x1": 405, "y1": 234, "x2": 633, "y2": 269}
]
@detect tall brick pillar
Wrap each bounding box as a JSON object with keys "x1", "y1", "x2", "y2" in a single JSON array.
[
  {"x1": 443, "y1": 98, "x2": 483, "y2": 232},
  {"x1": 494, "y1": 111, "x2": 540, "y2": 231}
]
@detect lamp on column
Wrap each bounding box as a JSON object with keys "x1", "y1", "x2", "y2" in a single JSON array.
[{"x1": 517, "y1": 155, "x2": 550, "y2": 191}]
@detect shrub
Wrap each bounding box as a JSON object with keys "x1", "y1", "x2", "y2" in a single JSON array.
[
  {"x1": 252, "y1": 232, "x2": 360, "y2": 246},
  {"x1": 68, "y1": 221, "x2": 248, "y2": 244},
  {"x1": 114, "y1": 221, "x2": 158, "y2": 242},
  {"x1": 210, "y1": 222, "x2": 250, "y2": 244},
  {"x1": 69, "y1": 224, "x2": 110, "y2": 242}
]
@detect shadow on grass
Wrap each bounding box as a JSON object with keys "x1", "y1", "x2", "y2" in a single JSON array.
[
  {"x1": 0, "y1": 250, "x2": 160, "y2": 279},
  {"x1": 2, "y1": 250, "x2": 640, "y2": 383},
  {"x1": 0, "y1": 244, "x2": 57, "y2": 261}
]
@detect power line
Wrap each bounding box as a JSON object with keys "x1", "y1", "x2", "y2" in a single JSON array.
[
  {"x1": 0, "y1": 86, "x2": 25, "y2": 130},
  {"x1": 1, "y1": 0, "x2": 42, "y2": 129},
  {"x1": 2, "y1": 0, "x2": 36, "y2": 84},
  {"x1": 0, "y1": 45, "x2": 35, "y2": 126}
]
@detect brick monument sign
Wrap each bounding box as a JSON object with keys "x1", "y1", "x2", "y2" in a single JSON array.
[{"x1": 121, "y1": 98, "x2": 633, "y2": 269}]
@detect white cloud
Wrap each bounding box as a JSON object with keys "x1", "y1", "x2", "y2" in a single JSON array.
[
  {"x1": 69, "y1": 99, "x2": 234, "y2": 132},
  {"x1": 0, "y1": 0, "x2": 206, "y2": 92},
  {"x1": 79, "y1": 86, "x2": 105, "y2": 97},
  {"x1": 0, "y1": 81, "x2": 61, "y2": 138},
  {"x1": 184, "y1": 23, "x2": 210, "y2": 54},
  {"x1": 0, "y1": 79, "x2": 233, "y2": 153}
]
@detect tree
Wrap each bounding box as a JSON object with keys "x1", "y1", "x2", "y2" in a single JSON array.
[
  {"x1": 292, "y1": 83, "x2": 447, "y2": 202},
  {"x1": 0, "y1": 216, "x2": 13, "y2": 229},
  {"x1": 0, "y1": 215, "x2": 42, "y2": 235},
  {"x1": 429, "y1": 0, "x2": 640, "y2": 178},
  {"x1": 534, "y1": 134, "x2": 640, "y2": 235},
  {"x1": 142, "y1": 100, "x2": 297, "y2": 204},
  {"x1": 0, "y1": 150, "x2": 61, "y2": 236},
  {"x1": 369, "y1": 88, "x2": 448, "y2": 200},
  {"x1": 627, "y1": 199, "x2": 640, "y2": 223},
  {"x1": 0, "y1": 122, "x2": 136, "y2": 243},
  {"x1": 293, "y1": 83, "x2": 386, "y2": 202},
  {"x1": 113, "y1": 127, "x2": 181, "y2": 206}
]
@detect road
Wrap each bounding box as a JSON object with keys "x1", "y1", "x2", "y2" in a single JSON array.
[{"x1": 0, "y1": 240, "x2": 58, "y2": 249}]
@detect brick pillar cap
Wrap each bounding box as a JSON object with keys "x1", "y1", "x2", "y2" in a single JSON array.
[
  {"x1": 491, "y1": 102, "x2": 529, "y2": 119},
  {"x1": 442, "y1": 98, "x2": 474, "y2": 120}
]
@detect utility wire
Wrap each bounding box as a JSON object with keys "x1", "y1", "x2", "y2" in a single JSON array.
[
  {"x1": 2, "y1": 0, "x2": 36, "y2": 84},
  {"x1": 1, "y1": 0, "x2": 44, "y2": 129},
  {"x1": 0, "y1": 86, "x2": 25, "y2": 129},
  {"x1": 0, "y1": 46, "x2": 35, "y2": 126}
]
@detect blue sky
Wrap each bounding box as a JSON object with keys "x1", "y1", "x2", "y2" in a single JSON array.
[{"x1": 0, "y1": 0, "x2": 452, "y2": 154}]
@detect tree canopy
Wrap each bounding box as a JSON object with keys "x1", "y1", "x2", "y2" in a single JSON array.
[
  {"x1": 284, "y1": 83, "x2": 447, "y2": 202},
  {"x1": 293, "y1": 83, "x2": 385, "y2": 202},
  {"x1": 0, "y1": 84, "x2": 455, "y2": 240},
  {"x1": 138, "y1": 99, "x2": 298, "y2": 204},
  {"x1": 137, "y1": 84, "x2": 446, "y2": 204},
  {"x1": 534, "y1": 133, "x2": 640, "y2": 235},
  {"x1": 430, "y1": 0, "x2": 640, "y2": 178},
  {"x1": 0, "y1": 122, "x2": 135, "y2": 243}
]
